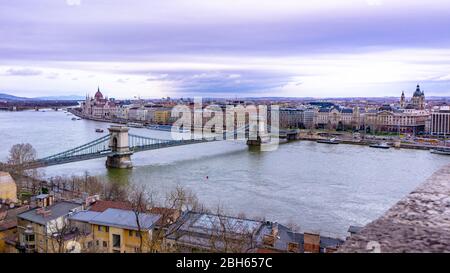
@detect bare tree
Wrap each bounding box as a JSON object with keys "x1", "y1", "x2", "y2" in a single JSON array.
[
  {"x1": 7, "y1": 143, "x2": 37, "y2": 176},
  {"x1": 286, "y1": 220, "x2": 301, "y2": 233},
  {"x1": 7, "y1": 143, "x2": 37, "y2": 166},
  {"x1": 165, "y1": 185, "x2": 203, "y2": 212},
  {"x1": 103, "y1": 181, "x2": 128, "y2": 201},
  {"x1": 47, "y1": 218, "x2": 82, "y2": 253},
  {"x1": 4, "y1": 143, "x2": 43, "y2": 193},
  {"x1": 147, "y1": 186, "x2": 205, "y2": 253},
  {"x1": 207, "y1": 206, "x2": 258, "y2": 253},
  {"x1": 128, "y1": 184, "x2": 154, "y2": 253}
]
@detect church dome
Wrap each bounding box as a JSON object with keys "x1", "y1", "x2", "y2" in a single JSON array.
[{"x1": 413, "y1": 84, "x2": 422, "y2": 97}]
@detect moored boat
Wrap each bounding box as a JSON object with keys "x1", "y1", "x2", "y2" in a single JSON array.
[
  {"x1": 127, "y1": 122, "x2": 144, "y2": 128},
  {"x1": 317, "y1": 138, "x2": 340, "y2": 144},
  {"x1": 147, "y1": 124, "x2": 190, "y2": 133},
  {"x1": 369, "y1": 142, "x2": 390, "y2": 149},
  {"x1": 430, "y1": 148, "x2": 450, "y2": 155},
  {"x1": 95, "y1": 128, "x2": 104, "y2": 133}
]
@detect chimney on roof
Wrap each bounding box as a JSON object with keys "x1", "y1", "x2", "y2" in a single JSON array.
[
  {"x1": 287, "y1": 242, "x2": 300, "y2": 253},
  {"x1": 303, "y1": 232, "x2": 321, "y2": 253},
  {"x1": 84, "y1": 195, "x2": 100, "y2": 208},
  {"x1": 263, "y1": 234, "x2": 275, "y2": 247},
  {"x1": 271, "y1": 222, "x2": 279, "y2": 237},
  {"x1": 36, "y1": 208, "x2": 52, "y2": 217},
  {"x1": 37, "y1": 194, "x2": 54, "y2": 208}
]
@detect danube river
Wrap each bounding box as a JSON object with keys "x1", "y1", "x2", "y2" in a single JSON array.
[{"x1": 1, "y1": 110, "x2": 449, "y2": 238}]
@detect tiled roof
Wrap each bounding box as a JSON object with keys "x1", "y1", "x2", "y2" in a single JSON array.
[
  {"x1": 0, "y1": 219, "x2": 17, "y2": 231},
  {"x1": 89, "y1": 200, "x2": 133, "y2": 212}
]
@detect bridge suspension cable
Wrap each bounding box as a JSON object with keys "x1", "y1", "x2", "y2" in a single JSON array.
[
  {"x1": 30, "y1": 134, "x2": 112, "y2": 167},
  {"x1": 23, "y1": 124, "x2": 281, "y2": 169}
]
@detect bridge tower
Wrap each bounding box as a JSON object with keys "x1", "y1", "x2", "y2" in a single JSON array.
[
  {"x1": 246, "y1": 115, "x2": 270, "y2": 147},
  {"x1": 106, "y1": 126, "x2": 133, "y2": 169}
]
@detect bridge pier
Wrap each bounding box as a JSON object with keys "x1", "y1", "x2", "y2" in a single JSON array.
[
  {"x1": 247, "y1": 136, "x2": 263, "y2": 147},
  {"x1": 286, "y1": 129, "x2": 300, "y2": 141},
  {"x1": 106, "y1": 126, "x2": 133, "y2": 169}
]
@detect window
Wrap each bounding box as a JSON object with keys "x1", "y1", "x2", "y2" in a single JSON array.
[
  {"x1": 129, "y1": 230, "x2": 133, "y2": 237},
  {"x1": 96, "y1": 240, "x2": 99, "y2": 246},
  {"x1": 103, "y1": 241, "x2": 107, "y2": 247},
  {"x1": 105, "y1": 226, "x2": 109, "y2": 232},
  {"x1": 97, "y1": 226, "x2": 101, "y2": 232},
  {"x1": 26, "y1": 234, "x2": 35, "y2": 242},
  {"x1": 136, "y1": 231, "x2": 140, "y2": 238},
  {"x1": 113, "y1": 234, "x2": 121, "y2": 248}
]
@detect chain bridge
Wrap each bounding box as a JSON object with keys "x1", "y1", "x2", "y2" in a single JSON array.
[{"x1": 20, "y1": 125, "x2": 297, "y2": 169}]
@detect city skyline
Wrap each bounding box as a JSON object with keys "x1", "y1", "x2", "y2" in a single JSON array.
[{"x1": 1, "y1": 0, "x2": 450, "y2": 99}]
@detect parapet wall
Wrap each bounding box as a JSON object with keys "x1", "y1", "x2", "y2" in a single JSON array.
[{"x1": 339, "y1": 164, "x2": 450, "y2": 253}]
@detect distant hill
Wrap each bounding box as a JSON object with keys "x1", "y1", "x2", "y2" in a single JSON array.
[
  {"x1": 0, "y1": 93, "x2": 32, "y2": 101},
  {"x1": 0, "y1": 93, "x2": 83, "y2": 101},
  {"x1": 34, "y1": 95, "x2": 84, "y2": 101}
]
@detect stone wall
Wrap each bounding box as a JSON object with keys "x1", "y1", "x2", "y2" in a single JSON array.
[{"x1": 339, "y1": 164, "x2": 450, "y2": 253}]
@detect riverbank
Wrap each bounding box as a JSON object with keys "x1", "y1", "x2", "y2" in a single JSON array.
[
  {"x1": 297, "y1": 135, "x2": 446, "y2": 151},
  {"x1": 68, "y1": 108, "x2": 129, "y2": 124},
  {"x1": 0, "y1": 101, "x2": 78, "y2": 111},
  {"x1": 68, "y1": 108, "x2": 446, "y2": 152}
]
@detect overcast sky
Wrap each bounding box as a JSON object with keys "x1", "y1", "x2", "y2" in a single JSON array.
[{"x1": 1, "y1": 0, "x2": 450, "y2": 98}]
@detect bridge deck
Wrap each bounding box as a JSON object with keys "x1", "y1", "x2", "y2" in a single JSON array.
[
  {"x1": 24, "y1": 136, "x2": 218, "y2": 169},
  {"x1": 18, "y1": 125, "x2": 285, "y2": 169}
]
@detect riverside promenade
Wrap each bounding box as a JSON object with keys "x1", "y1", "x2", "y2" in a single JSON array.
[
  {"x1": 339, "y1": 164, "x2": 450, "y2": 253},
  {"x1": 68, "y1": 108, "x2": 130, "y2": 124}
]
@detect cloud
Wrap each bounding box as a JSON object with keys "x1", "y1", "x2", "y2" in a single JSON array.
[
  {"x1": 66, "y1": 0, "x2": 81, "y2": 6},
  {"x1": 46, "y1": 72, "x2": 59, "y2": 79},
  {"x1": 146, "y1": 73, "x2": 169, "y2": 81},
  {"x1": 366, "y1": 0, "x2": 383, "y2": 6},
  {"x1": 5, "y1": 68, "x2": 43, "y2": 76},
  {"x1": 117, "y1": 78, "x2": 129, "y2": 83},
  {"x1": 1, "y1": 1, "x2": 450, "y2": 97}
]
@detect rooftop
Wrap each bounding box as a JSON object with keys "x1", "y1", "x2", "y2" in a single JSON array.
[
  {"x1": 69, "y1": 210, "x2": 101, "y2": 223},
  {"x1": 88, "y1": 208, "x2": 160, "y2": 231},
  {"x1": 0, "y1": 205, "x2": 30, "y2": 231},
  {"x1": 348, "y1": 225, "x2": 363, "y2": 234},
  {"x1": 17, "y1": 201, "x2": 82, "y2": 225},
  {"x1": 89, "y1": 200, "x2": 133, "y2": 212},
  {"x1": 35, "y1": 194, "x2": 49, "y2": 200},
  {"x1": 170, "y1": 211, "x2": 265, "y2": 238}
]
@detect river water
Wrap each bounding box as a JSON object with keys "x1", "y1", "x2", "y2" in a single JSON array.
[{"x1": 1, "y1": 110, "x2": 448, "y2": 238}]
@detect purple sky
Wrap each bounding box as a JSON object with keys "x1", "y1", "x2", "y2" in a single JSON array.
[{"x1": 1, "y1": 0, "x2": 450, "y2": 98}]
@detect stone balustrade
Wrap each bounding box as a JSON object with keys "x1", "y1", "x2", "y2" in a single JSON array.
[{"x1": 339, "y1": 164, "x2": 450, "y2": 253}]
